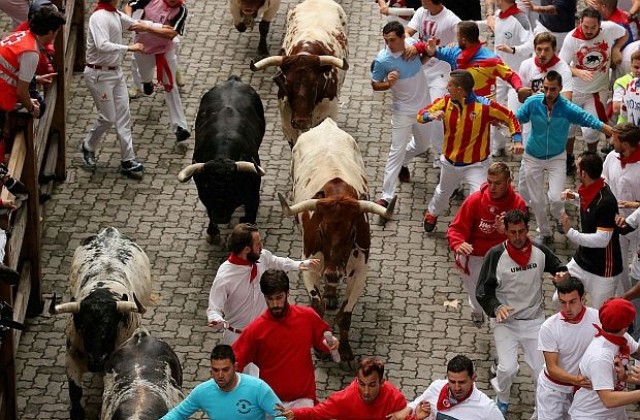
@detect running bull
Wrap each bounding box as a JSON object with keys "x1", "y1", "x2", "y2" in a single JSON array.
[
  {"x1": 178, "y1": 76, "x2": 265, "y2": 244},
  {"x1": 101, "y1": 327, "x2": 184, "y2": 420},
  {"x1": 250, "y1": 0, "x2": 349, "y2": 146},
  {"x1": 51, "y1": 227, "x2": 152, "y2": 420},
  {"x1": 278, "y1": 118, "x2": 396, "y2": 361}
]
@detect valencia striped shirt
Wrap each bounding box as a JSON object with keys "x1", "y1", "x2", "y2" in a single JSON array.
[{"x1": 417, "y1": 93, "x2": 521, "y2": 164}]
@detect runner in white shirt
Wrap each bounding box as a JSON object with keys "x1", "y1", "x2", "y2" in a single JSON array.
[
  {"x1": 559, "y1": 7, "x2": 627, "y2": 174},
  {"x1": 206, "y1": 223, "x2": 317, "y2": 376},
  {"x1": 396, "y1": 355, "x2": 505, "y2": 420},
  {"x1": 569, "y1": 298, "x2": 640, "y2": 420},
  {"x1": 405, "y1": 0, "x2": 460, "y2": 169}
]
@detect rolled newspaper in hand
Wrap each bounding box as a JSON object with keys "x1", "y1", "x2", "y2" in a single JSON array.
[{"x1": 386, "y1": 7, "x2": 415, "y2": 16}]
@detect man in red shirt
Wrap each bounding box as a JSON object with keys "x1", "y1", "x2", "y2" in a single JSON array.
[
  {"x1": 447, "y1": 162, "x2": 527, "y2": 328},
  {"x1": 277, "y1": 358, "x2": 409, "y2": 420},
  {"x1": 232, "y1": 269, "x2": 339, "y2": 408}
]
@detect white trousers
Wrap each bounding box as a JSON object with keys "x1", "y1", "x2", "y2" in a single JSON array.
[
  {"x1": 381, "y1": 112, "x2": 431, "y2": 201},
  {"x1": 617, "y1": 232, "x2": 637, "y2": 295},
  {"x1": 0, "y1": 229, "x2": 6, "y2": 262},
  {"x1": 84, "y1": 67, "x2": 136, "y2": 162},
  {"x1": 133, "y1": 51, "x2": 188, "y2": 132},
  {"x1": 517, "y1": 0, "x2": 540, "y2": 27},
  {"x1": 522, "y1": 152, "x2": 567, "y2": 236},
  {"x1": 459, "y1": 255, "x2": 485, "y2": 315},
  {"x1": 568, "y1": 90, "x2": 608, "y2": 144},
  {"x1": 408, "y1": 69, "x2": 447, "y2": 158},
  {"x1": 536, "y1": 374, "x2": 572, "y2": 420},
  {"x1": 427, "y1": 158, "x2": 489, "y2": 216},
  {"x1": 281, "y1": 399, "x2": 314, "y2": 409},
  {"x1": 220, "y1": 328, "x2": 259, "y2": 377},
  {"x1": 492, "y1": 82, "x2": 520, "y2": 154},
  {"x1": 552, "y1": 259, "x2": 618, "y2": 309},
  {"x1": 490, "y1": 317, "x2": 545, "y2": 403}
]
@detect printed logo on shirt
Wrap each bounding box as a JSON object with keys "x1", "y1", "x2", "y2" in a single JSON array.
[
  {"x1": 531, "y1": 77, "x2": 544, "y2": 93},
  {"x1": 504, "y1": 31, "x2": 513, "y2": 40},
  {"x1": 469, "y1": 111, "x2": 477, "y2": 120},
  {"x1": 420, "y1": 20, "x2": 438, "y2": 42},
  {"x1": 478, "y1": 219, "x2": 497, "y2": 234},
  {"x1": 236, "y1": 399, "x2": 253, "y2": 414},
  {"x1": 575, "y1": 42, "x2": 610, "y2": 72},
  {"x1": 510, "y1": 262, "x2": 538, "y2": 272}
]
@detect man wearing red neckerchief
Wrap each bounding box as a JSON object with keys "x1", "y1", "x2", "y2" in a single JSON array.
[
  {"x1": 206, "y1": 223, "x2": 318, "y2": 377},
  {"x1": 396, "y1": 355, "x2": 505, "y2": 419},
  {"x1": 476, "y1": 209, "x2": 567, "y2": 416},
  {"x1": 602, "y1": 123, "x2": 640, "y2": 298},
  {"x1": 537, "y1": 277, "x2": 600, "y2": 419},
  {"x1": 569, "y1": 297, "x2": 640, "y2": 419},
  {"x1": 559, "y1": 7, "x2": 628, "y2": 175},
  {"x1": 560, "y1": 151, "x2": 623, "y2": 309}
]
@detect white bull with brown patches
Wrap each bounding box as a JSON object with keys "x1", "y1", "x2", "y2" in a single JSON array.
[
  {"x1": 250, "y1": 0, "x2": 348, "y2": 146},
  {"x1": 51, "y1": 227, "x2": 152, "y2": 420},
  {"x1": 278, "y1": 118, "x2": 396, "y2": 361}
]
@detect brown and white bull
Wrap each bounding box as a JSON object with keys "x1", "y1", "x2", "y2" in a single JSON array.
[
  {"x1": 230, "y1": 0, "x2": 280, "y2": 56},
  {"x1": 278, "y1": 118, "x2": 396, "y2": 361},
  {"x1": 51, "y1": 227, "x2": 152, "y2": 420},
  {"x1": 250, "y1": 0, "x2": 348, "y2": 146}
]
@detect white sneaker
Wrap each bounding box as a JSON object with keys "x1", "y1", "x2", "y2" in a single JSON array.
[
  {"x1": 175, "y1": 70, "x2": 185, "y2": 87},
  {"x1": 128, "y1": 86, "x2": 141, "y2": 99},
  {"x1": 433, "y1": 157, "x2": 441, "y2": 168}
]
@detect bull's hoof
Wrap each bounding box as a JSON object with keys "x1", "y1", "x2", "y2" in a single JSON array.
[
  {"x1": 339, "y1": 342, "x2": 355, "y2": 362},
  {"x1": 206, "y1": 233, "x2": 222, "y2": 245},
  {"x1": 70, "y1": 406, "x2": 85, "y2": 420},
  {"x1": 310, "y1": 299, "x2": 325, "y2": 318},
  {"x1": 235, "y1": 23, "x2": 247, "y2": 32},
  {"x1": 325, "y1": 295, "x2": 339, "y2": 310},
  {"x1": 257, "y1": 43, "x2": 269, "y2": 58}
]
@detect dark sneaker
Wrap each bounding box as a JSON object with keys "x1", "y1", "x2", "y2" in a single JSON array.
[
  {"x1": 566, "y1": 154, "x2": 575, "y2": 176},
  {"x1": 143, "y1": 82, "x2": 154, "y2": 95},
  {"x1": 450, "y1": 187, "x2": 465, "y2": 202},
  {"x1": 471, "y1": 312, "x2": 484, "y2": 328},
  {"x1": 423, "y1": 211, "x2": 438, "y2": 232},
  {"x1": 81, "y1": 143, "x2": 97, "y2": 169},
  {"x1": 120, "y1": 160, "x2": 144, "y2": 179},
  {"x1": 4, "y1": 177, "x2": 28, "y2": 201},
  {"x1": 492, "y1": 147, "x2": 505, "y2": 158},
  {"x1": 0, "y1": 263, "x2": 19, "y2": 285},
  {"x1": 534, "y1": 234, "x2": 553, "y2": 246},
  {"x1": 175, "y1": 127, "x2": 191, "y2": 142},
  {"x1": 398, "y1": 166, "x2": 410, "y2": 183},
  {"x1": 556, "y1": 220, "x2": 565, "y2": 235},
  {"x1": 374, "y1": 198, "x2": 389, "y2": 208}
]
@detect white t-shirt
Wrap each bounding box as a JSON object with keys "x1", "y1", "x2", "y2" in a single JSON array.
[
  {"x1": 538, "y1": 307, "x2": 600, "y2": 392},
  {"x1": 407, "y1": 379, "x2": 505, "y2": 420},
  {"x1": 559, "y1": 21, "x2": 627, "y2": 93},
  {"x1": 621, "y1": 76, "x2": 640, "y2": 125},
  {"x1": 569, "y1": 335, "x2": 638, "y2": 419},
  {"x1": 518, "y1": 56, "x2": 573, "y2": 94},
  {"x1": 492, "y1": 10, "x2": 533, "y2": 73},
  {"x1": 407, "y1": 6, "x2": 460, "y2": 73}
]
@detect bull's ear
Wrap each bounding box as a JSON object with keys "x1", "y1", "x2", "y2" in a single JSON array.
[
  {"x1": 273, "y1": 71, "x2": 285, "y2": 92},
  {"x1": 121, "y1": 293, "x2": 129, "y2": 301}
]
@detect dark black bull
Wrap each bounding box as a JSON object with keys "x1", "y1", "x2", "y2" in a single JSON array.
[
  {"x1": 178, "y1": 75, "x2": 266, "y2": 243},
  {"x1": 102, "y1": 328, "x2": 184, "y2": 420}
]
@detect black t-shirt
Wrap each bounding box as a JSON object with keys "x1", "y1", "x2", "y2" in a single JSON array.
[
  {"x1": 442, "y1": 0, "x2": 481, "y2": 21},
  {"x1": 539, "y1": 0, "x2": 578, "y2": 33},
  {"x1": 573, "y1": 184, "x2": 623, "y2": 277}
]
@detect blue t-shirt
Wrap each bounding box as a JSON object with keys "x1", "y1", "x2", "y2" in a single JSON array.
[{"x1": 161, "y1": 374, "x2": 284, "y2": 420}]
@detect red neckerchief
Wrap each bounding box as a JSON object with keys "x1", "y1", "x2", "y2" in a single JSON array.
[
  {"x1": 534, "y1": 55, "x2": 561, "y2": 72},
  {"x1": 94, "y1": 2, "x2": 118, "y2": 12},
  {"x1": 594, "y1": 324, "x2": 631, "y2": 357},
  {"x1": 578, "y1": 178, "x2": 605, "y2": 211},
  {"x1": 573, "y1": 25, "x2": 601, "y2": 40},
  {"x1": 498, "y1": 4, "x2": 523, "y2": 19},
  {"x1": 456, "y1": 42, "x2": 484, "y2": 69},
  {"x1": 505, "y1": 238, "x2": 532, "y2": 269},
  {"x1": 155, "y1": 54, "x2": 174, "y2": 92},
  {"x1": 227, "y1": 253, "x2": 258, "y2": 282},
  {"x1": 618, "y1": 147, "x2": 640, "y2": 169},
  {"x1": 162, "y1": 0, "x2": 185, "y2": 6},
  {"x1": 436, "y1": 383, "x2": 473, "y2": 411},
  {"x1": 561, "y1": 305, "x2": 587, "y2": 324}
]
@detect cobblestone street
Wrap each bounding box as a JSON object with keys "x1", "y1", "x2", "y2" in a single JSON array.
[{"x1": 5, "y1": 0, "x2": 640, "y2": 419}]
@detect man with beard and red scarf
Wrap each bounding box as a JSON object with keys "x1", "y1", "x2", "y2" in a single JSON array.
[
  {"x1": 603, "y1": 123, "x2": 640, "y2": 297},
  {"x1": 569, "y1": 298, "x2": 640, "y2": 419},
  {"x1": 126, "y1": 0, "x2": 191, "y2": 143},
  {"x1": 232, "y1": 269, "x2": 338, "y2": 409},
  {"x1": 476, "y1": 209, "x2": 567, "y2": 416},
  {"x1": 447, "y1": 162, "x2": 527, "y2": 329},
  {"x1": 559, "y1": 151, "x2": 623, "y2": 309},
  {"x1": 206, "y1": 223, "x2": 318, "y2": 377},
  {"x1": 397, "y1": 355, "x2": 505, "y2": 419}
]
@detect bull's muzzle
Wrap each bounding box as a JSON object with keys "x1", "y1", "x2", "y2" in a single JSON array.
[
  {"x1": 324, "y1": 268, "x2": 345, "y2": 285},
  {"x1": 291, "y1": 118, "x2": 312, "y2": 131}
]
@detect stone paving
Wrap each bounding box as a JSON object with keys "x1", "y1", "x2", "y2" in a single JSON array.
[{"x1": 5, "y1": 0, "x2": 640, "y2": 419}]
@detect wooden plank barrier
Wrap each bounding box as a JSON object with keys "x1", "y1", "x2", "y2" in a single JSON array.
[{"x1": 0, "y1": 0, "x2": 84, "y2": 417}]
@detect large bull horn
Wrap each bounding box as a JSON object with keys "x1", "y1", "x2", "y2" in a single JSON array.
[
  {"x1": 278, "y1": 193, "x2": 318, "y2": 216},
  {"x1": 250, "y1": 56, "x2": 284, "y2": 71},
  {"x1": 52, "y1": 297, "x2": 80, "y2": 315},
  {"x1": 318, "y1": 56, "x2": 349, "y2": 71},
  {"x1": 116, "y1": 293, "x2": 146, "y2": 314},
  {"x1": 236, "y1": 161, "x2": 265, "y2": 176},
  {"x1": 358, "y1": 196, "x2": 397, "y2": 219},
  {"x1": 177, "y1": 163, "x2": 206, "y2": 182}
]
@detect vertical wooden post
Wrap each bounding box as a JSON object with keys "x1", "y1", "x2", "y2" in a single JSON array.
[
  {"x1": 20, "y1": 119, "x2": 43, "y2": 317},
  {"x1": 72, "y1": 0, "x2": 85, "y2": 72},
  {"x1": 52, "y1": 0, "x2": 67, "y2": 180},
  {"x1": 0, "y1": 283, "x2": 16, "y2": 420}
]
